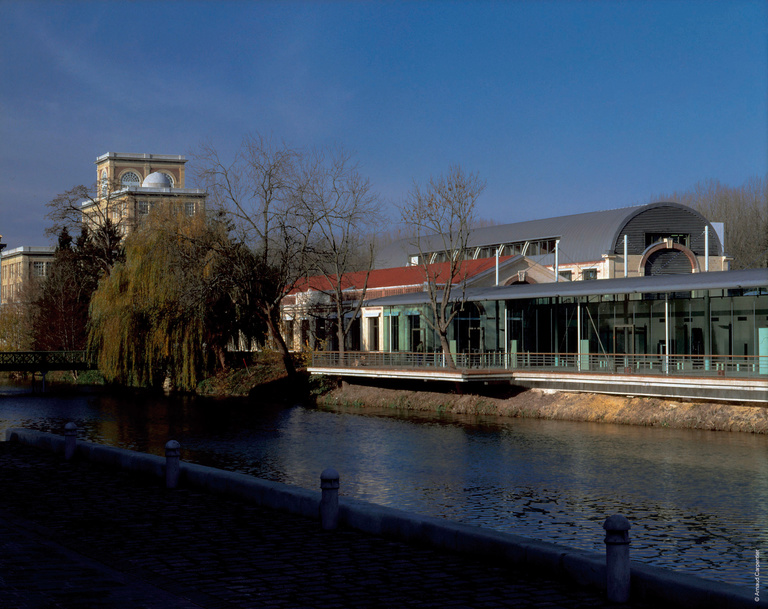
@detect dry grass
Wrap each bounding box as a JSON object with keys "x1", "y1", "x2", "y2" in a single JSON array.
[{"x1": 196, "y1": 354, "x2": 289, "y2": 397}]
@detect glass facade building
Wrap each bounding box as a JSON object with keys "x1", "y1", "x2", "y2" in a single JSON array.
[{"x1": 370, "y1": 270, "x2": 768, "y2": 375}]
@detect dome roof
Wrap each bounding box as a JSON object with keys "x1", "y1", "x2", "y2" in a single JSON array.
[{"x1": 142, "y1": 172, "x2": 172, "y2": 188}]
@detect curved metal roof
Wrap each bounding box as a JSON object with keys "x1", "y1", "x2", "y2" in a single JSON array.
[
  {"x1": 605, "y1": 201, "x2": 714, "y2": 253},
  {"x1": 463, "y1": 206, "x2": 634, "y2": 259},
  {"x1": 375, "y1": 202, "x2": 720, "y2": 269}
]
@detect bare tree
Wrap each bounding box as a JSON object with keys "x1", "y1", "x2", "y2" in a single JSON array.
[
  {"x1": 32, "y1": 229, "x2": 94, "y2": 354},
  {"x1": 305, "y1": 145, "x2": 383, "y2": 355},
  {"x1": 46, "y1": 181, "x2": 126, "y2": 276},
  {"x1": 192, "y1": 134, "x2": 318, "y2": 376},
  {"x1": 399, "y1": 165, "x2": 486, "y2": 368},
  {"x1": 689, "y1": 176, "x2": 768, "y2": 270}
]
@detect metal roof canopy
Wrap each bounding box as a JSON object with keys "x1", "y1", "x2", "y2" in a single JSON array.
[
  {"x1": 375, "y1": 201, "x2": 722, "y2": 269},
  {"x1": 365, "y1": 268, "x2": 768, "y2": 307}
]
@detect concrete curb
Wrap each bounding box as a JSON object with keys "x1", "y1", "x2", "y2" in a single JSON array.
[{"x1": 4, "y1": 428, "x2": 755, "y2": 608}]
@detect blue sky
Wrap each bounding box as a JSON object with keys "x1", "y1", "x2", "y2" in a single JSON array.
[{"x1": 1, "y1": 0, "x2": 766, "y2": 249}]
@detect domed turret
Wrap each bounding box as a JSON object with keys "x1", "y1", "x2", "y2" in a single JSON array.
[{"x1": 142, "y1": 172, "x2": 172, "y2": 188}]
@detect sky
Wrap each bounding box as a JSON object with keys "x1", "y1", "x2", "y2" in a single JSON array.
[{"x1": 1, "y1": 0, "x2": 766, "y2": 250}]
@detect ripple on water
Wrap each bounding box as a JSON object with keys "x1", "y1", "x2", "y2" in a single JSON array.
[{"x1": 1, "y1": 392, "x2": 766, "y2": 590}]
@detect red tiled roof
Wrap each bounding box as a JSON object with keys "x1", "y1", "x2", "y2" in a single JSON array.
[{"x1": 289, "y1": 257, "x2": 511, "y2": 295}]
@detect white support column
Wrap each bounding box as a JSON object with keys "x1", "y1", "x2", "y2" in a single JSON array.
[
  {"x1": 623, "y1": 235, "x2": 628, "y2": 278},
  {"x1": 705, "y1": 226, "x2": 709, "y2": 272},
  {"x1": 504, "y1": 302, "x2": 509, "y2": 369},
  {"x1": 664, "y1": 294, "x2": 670, "y2": 374},
  {"x1": 495, "y1": 245, "x2": 503, "y2": 286},
  {"x1": 577, "y1": 302, "x2": 582, "y2": 371}
]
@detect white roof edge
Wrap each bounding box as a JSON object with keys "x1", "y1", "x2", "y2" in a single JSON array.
[
  {"x1": 95, "y1": 152, "x2": 187, "y2": 163},
  {"x1": 2, "y1": 246, "x2": 56, "y2": 257},
  {"x1": 365, "y1": 269, "x2": 768, "y2": 307}
]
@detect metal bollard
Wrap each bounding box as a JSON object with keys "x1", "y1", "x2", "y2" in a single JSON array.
[
  {"x1": 320, "y1": 468, "x2": 340, "y2": 530},
  {"x1": 165, "y1": 440, "x2": 181, "y2": 489},
  {"x1": 64, "y1": 422, "x2": 77, "y2": 461},
  {"x1": 603, "y1": 514, "x2": 631, "y2": 603}
]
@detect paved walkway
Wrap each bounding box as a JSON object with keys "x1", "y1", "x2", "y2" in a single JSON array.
[{"x1": 0, "y1": 441, "x2": 651, "y2": 608}]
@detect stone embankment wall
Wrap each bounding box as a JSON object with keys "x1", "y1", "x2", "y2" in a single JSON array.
[{"x1": 319, "y1": 385, "x2": 768, "y2": 434}]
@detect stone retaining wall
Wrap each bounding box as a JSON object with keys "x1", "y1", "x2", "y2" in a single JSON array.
[{"x1": 319, "y1": 385, "x2": 768, "y2": 433}]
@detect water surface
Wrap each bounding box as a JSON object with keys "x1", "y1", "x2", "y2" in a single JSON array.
[{"x1": 1, "y1": 384, "x2": 765, "y2": 591}]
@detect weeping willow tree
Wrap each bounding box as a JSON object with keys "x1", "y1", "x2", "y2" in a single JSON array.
[{"x1": 88, "y1": 204, "x2": 234, "y2": 390}]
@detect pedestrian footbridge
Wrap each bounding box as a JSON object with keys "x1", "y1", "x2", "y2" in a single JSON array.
[{"x1": 0, "y1": 351, "x2": 93, "y2": 373}]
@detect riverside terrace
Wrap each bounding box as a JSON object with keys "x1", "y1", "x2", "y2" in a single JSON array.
[{"x1": 309, "y1": 268, "x2": 768, "y2": 403}]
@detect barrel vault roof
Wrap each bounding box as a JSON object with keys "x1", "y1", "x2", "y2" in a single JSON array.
[{"x1": 376, "y1": 202, "x2": 718, "y2": 269}]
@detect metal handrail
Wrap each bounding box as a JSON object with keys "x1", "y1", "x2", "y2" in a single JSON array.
[{"x1": 310, "y1": 350, "x2": 768, "y2": 379}]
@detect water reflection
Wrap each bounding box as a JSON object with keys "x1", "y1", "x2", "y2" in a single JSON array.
[{"x1": 0, "y1": 386, "x2": 765, "y2": 591}]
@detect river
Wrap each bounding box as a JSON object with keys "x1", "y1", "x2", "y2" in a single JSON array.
[{"x1": 0, "y1": 383, "x2": 765, "y2": 593}]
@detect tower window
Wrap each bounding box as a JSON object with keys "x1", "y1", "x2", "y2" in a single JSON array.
[{"x1": 121, "y1": 171, "x2": 141, "y2": 187}]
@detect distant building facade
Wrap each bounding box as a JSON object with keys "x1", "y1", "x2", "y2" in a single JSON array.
[
  {"x1": 1, "y1": 152, "x2": 206, "y2": 307},
  {"x1": 83, "y1": 152, "x2": 207, "y2": 237},
  {"x1": 0, "y1": 246, "x2": 55, "y2": 304}
]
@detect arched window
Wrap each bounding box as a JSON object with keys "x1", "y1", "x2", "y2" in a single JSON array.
[
  {"x1": 161, "y1": 172, "x2": 174, "y2": 187},
  {"x1": 100, "y1": 170, "x2": 108, "y2": 196},
  {"x1": 121, "y1": 171, "x2": 141, "y2": 187}
]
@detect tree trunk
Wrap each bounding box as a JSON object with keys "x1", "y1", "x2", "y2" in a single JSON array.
[
  {"x1": 438, "y1": 331, "x2": 456, "y2": 369},
  {"x1": 336, "y1": 310, "x2": 351, "y2": 389},
  {"x1": 213, "y1": 345, "x2": 227, "y2": 371},
  {"x1": 265, "y1": 310, "x2": 295, "y2": 377},
  {"x1": 337, "y1": 322, "x2": 345, "y2": 357}
]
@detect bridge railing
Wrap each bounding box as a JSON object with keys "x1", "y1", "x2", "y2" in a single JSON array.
[
  {"x1": 0, "y1": 351, "x2": 92, "y2": 371},
  {"x1": 310, "y1": 351, "x2": 768, "y2": 379}
]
